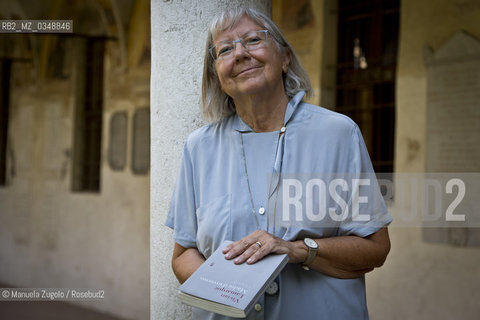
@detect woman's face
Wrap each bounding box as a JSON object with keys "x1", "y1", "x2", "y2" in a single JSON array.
[{"x1": 212, "y1": 16, "x2": 289, "y2": 101}]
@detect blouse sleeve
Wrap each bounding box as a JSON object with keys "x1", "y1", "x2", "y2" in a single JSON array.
[
  {"x1": 165, "y1": 139, "x2": 198, "y2": 248},
  {"x1": 337, "y1": 125, "x2": 393, "y2": 237}
]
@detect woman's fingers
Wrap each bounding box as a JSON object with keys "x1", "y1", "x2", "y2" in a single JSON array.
[
  {"x1": 231, "y1": 241, "x2": 265, "y2": 264},
  {"x1": 223, "y1": 238, "x2": 252, "y2": 259},
  {"x1": 224, "y1": 237, "x2": 256, "y2": 259},
  {"x1": 222, "y1": 233, "x2": 262, "y2": 254},
  {"x1": 244, "y1": 243, "x2": 269, "y2": 264},
  {"x1": 246, "y1": 236, "x2": 290, "y2": 264},
  {"x1": 223, "y1": 230, "x2": 286, "y2": 264}
]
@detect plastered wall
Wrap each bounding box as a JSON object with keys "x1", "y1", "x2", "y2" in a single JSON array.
[
  {"x1": 0, "y1": 1, "x2": 151, "y2": 319},
  {"x1": 368, "y1": 1, "x2": 480, "y2": 319},
  {"x1": 0, "y1": 60, "x2": 150, "y2": 320}
]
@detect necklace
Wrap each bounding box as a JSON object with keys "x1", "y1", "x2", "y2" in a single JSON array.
[{"x1": 239, "y1": 127, "x2": 286, "y2": 234}]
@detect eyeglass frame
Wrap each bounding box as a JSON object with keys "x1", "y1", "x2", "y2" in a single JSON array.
[{"x1": 209, "y1": 30, "x2": 269, "y2": 61}]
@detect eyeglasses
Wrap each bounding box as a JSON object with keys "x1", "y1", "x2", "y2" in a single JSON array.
[{"x1": 209, "y1": 30, "x2": 269, "y2": 61}]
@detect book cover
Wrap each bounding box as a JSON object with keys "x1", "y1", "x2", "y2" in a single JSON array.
[{"x1": 178, "y1": 240, "x2": 289, "y2": 318}]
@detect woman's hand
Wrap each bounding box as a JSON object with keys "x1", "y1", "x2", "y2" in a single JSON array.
[
  {"x1": 222, "y1": 230, "x2": 307, "y2": 265},
  {"x1": 221, "y1": 228, "x2": 391, "y2": 279}
]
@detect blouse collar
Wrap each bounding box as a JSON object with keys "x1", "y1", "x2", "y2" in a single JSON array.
[{"x1": 233, "y1": 91, "x2": 306, "y2": 132}]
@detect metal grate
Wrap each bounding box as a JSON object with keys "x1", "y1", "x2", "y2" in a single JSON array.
[{"x1": 335, "y1": 0, "x2": 399, "y2": 175}]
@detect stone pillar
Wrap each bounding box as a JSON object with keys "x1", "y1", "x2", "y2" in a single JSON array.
[{"x1": 150, "y1": 1, "x2": 271, "y2": 319}]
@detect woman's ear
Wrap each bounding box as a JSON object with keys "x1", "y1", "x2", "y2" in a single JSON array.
[{"x1": 282, "y1": 50, "x2": 291, "y2": 73}]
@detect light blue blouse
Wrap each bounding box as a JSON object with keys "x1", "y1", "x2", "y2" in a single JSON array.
[{"x1": 166, "y1": 91, "x2": 392, "y2": 320}]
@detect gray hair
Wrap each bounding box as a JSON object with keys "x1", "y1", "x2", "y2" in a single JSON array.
[{"x1": 201, "y1": 7, "x2": 311, "y2": 122}]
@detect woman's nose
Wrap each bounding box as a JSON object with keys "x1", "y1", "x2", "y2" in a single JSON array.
[{"x1": 233, "y1": 41, "x2": 250, "y2": 60}]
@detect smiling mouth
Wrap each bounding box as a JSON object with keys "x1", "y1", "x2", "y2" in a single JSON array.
[{"x1": 234, "y1": 66, "x2": 261, "y2": 77}]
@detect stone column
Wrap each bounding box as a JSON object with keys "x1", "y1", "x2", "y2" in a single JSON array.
[{"x1": 150, "y1": 0, "x2": 271, "y2": 319}]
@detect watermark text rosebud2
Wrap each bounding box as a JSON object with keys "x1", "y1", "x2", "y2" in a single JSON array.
[
  {"x1": 282, "y1": 178, "x2": 373, "y2": 223},
  {"x1": 276, "y1": 173, "x2": 480, "y2": 228},
  {"x1": 0, "y1": 288, "x2": 105, "y2": 301}
]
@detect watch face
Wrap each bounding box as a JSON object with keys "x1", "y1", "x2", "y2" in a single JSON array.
[{"x1": 304, "y1": 238, "x2": 318, "y2": 249}]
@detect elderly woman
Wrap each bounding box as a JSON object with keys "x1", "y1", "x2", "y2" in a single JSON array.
[{"x1": 166, "y1": 7, "x2": 392, "y2": 320}]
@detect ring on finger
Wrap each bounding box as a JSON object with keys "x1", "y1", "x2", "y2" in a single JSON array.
[{"x1": 255, "y1": 241, "x2": 262, "y2": 248}]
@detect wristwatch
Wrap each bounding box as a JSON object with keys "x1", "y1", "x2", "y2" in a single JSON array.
[{"x1": 302, "y1": 238, "x2": 318, "y2": 270}]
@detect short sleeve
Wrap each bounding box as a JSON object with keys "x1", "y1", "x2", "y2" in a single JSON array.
[
  {"x1": 337, "y1": 125, "x2": 393, "y2": 237},
  {"x1": 165, "y1": 140, "x2": 198, "y2": 248}
]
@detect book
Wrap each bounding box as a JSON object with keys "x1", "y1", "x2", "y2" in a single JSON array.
[{"x1": 178, "y1": 240, "x2": 289, "y2": 318}]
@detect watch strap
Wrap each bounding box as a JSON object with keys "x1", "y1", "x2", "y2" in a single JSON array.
[
  {"x1": 302, "y1": 238, "x2": 318, "y2": 268},
  {"x1": 303, "y1": 250, "x2": 316, "y2": 266}
]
